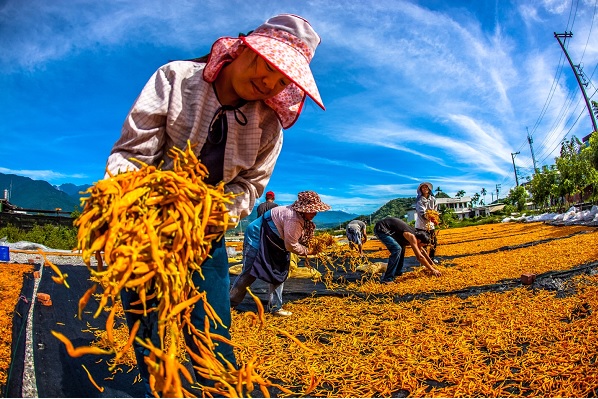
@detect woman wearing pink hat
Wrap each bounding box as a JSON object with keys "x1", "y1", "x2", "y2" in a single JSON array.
[
  {"x1": 103, "y1": 14, "x2": 325, "y2": 394},
  {"x1": 230, "y1": 191, "x2": 330, "y2": 317}
]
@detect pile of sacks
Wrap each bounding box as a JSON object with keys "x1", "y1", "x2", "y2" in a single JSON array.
[{"x1": 503, "y1": 205, "x2": 598, "y2": 226}]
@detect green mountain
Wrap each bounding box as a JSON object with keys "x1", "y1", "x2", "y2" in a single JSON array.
[
  {"x1": 1, "y1": 172, "x2": 444, "y2": 227},
  {"x1": 0, "y1": 173, "x2": 80, "y2": 212},
  {"x1": 370, "y1": 197, "x2": 417, "y2": 224},
  {"x1": 57, "y1": 183, "x2": 92, "y2": 203},
  {"x1": 313, "y1": 210, "x2": 360, "y2": 228}
]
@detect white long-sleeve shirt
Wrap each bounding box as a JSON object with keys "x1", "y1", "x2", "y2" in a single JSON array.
[
  {"x1": 415, "y1": 194, "x2": 437, "y2": 230},
  {"x1": 105, "y1": 60, "x2": 283, "y2": 221}
]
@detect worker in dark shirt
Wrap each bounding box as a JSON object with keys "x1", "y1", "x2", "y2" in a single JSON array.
[
  {"x1": 374, "y1": 217, "x2": 441, "y2": 283},
  {"x1": 257, "y1": 191, "x2": 278, "y2": 217}
]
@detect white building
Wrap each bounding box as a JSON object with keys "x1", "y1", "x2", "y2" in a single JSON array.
[{"x1": 406, "y1": 196, "x2": 503, "y2": 222}]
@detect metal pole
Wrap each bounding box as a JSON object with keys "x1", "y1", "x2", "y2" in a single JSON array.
[
  {"x1": 511, "y1": 152, "x2": 520, "y2": 186},
  {"x1": 554, "y1": 32, "x2": 598, "y2": 133},
  {"x1": 526, "y1": 127, "x2": 538, "y2": 173}
]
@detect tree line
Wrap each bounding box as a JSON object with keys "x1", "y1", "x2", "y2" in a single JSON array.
[{"x1": 504, "y1": 132, "x2": 598, "y2": 213}]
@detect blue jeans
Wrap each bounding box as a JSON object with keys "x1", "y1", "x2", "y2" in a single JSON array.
[
  {"x1": 375, "y1": 230, "x2": 405, "y2": 282},
  {"x1": 121, "y1": 237, "x2": 235, "y2": 395},
  {"x1": 120, "y1": 287, "x2": 159, "y2": 397}
]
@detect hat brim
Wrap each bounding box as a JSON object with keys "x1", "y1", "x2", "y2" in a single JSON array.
[
  {"x1": 419, "y1": 182, "x2": 433, "y2": 191},
  {"x1": 204, "y1": 36, "x2": 323, "y2": 129},
  {"x1": 291, "y1": 202, "x2": 331, "y2": 213},
  {"x1": 242, "y1": 35, "x2": 324, "y2": 110}
]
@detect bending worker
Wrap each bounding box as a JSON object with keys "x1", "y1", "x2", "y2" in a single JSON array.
[
  {"x1": 346, "y1": 219, "x2": 367, "y2": 255},
  {"x1": 230, "y1": 191, "x2": 330, "y2": 316},
  {"x1": 374, "y1": 217, "x2": 441, "y2": 283},
  {"x1": 104, "y1": 14, "x2": 325, "y2": 394}
]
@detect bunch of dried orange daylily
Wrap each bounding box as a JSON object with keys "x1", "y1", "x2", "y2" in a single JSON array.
[
  {"x1": 306, "y1": 233, "x2": 373, "y2": 288},
  {"x1": 424, "y1": 209, "x2": 441, "y2": 227},
  {"x1": 48, "y1": 141, "x2": 280, "y2": 397}
]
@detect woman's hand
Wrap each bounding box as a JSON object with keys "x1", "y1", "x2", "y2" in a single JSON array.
[{"x1": 429, "y1": 268, "x2": 442, "y2": 277}]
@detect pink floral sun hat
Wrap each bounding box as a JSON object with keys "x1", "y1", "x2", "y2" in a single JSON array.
[
  {"x1": 290, "y1": 191, "x2": 331, "y2": 213},
  {"x1": 203, "y1": 14, "x2": 325, "y2": 129}
]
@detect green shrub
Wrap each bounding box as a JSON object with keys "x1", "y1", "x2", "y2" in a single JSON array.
[{"x1": 0, "y1": 223, "x2": 77, "y2": 250}]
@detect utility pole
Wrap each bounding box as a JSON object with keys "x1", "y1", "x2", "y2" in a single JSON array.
[
  {"x1": 526, "y1": 127, "x2": 538, "y2": 173},
  {"x1": 511, "y1": 152, "x2": 520, "y2": 186},
  {"x1": 554, "y1": 32, "x2": 598, "y2": 133}
]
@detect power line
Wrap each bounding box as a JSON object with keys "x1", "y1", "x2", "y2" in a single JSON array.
[
  {"x1": 554, "y1": 32, "x2": 597, "y2": 131},
  {"x1": 539, "y1": 107, "x2": 588, "y2": 163},
  {"x1": 528, "y1": 0, "x2": 588, "y2": 165},
  {"x1": 534, "y1": 89, "x2": 578, "y2": 159},
  {"x1": 535, "y1": 93, "x2": 585, "y2": 162},
  {"x1": 504, "y1": 0, "x2": 595, "y2": 195},
  {"x1": 569, "y1": 0, "x2": 581, "y2": 31},
  {"x1": 579, "y1": 0, "x2": 598, "y2": 62},
  {"x1": 528, "y1": 53, "x2": 566, "y2": 139},
  {"x1": 526, "y1": 0, "x2": 578, "y2": 139}
]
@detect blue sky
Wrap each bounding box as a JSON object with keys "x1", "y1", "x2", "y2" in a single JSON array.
[{"x1": 1, "y1": 0, "x2": 597, "y2": 215}]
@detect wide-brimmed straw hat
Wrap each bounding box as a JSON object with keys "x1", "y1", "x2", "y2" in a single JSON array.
[
  {"x1": 290, "y1": 191, "x2": 331, "y2": 213},
  {"x1": 418, "y1": 182, "x2": 433, "y2": 192},
  {"x1": 203, "y1": 14, "x2": 325, "y2": 129}
]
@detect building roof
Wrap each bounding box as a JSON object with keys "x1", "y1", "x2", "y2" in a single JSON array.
[{"x1": 437, "y1": 196, "x2": 471, "y2": 204}]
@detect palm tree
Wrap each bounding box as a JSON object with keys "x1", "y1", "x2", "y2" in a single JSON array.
[
  {"x1": 435, "y1": 186, "x2": 442, "y2": 196},
  {"x1": 456, "y1": 190, "x2": 466, "y2": 198},
  {"x1": 481, "y1": 187, "x2": 487, "y2": 204}
]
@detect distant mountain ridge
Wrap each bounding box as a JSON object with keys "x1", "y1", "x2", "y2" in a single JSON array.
[
  {"x1": 56, "y1": 182, "x2": 93, "y2": 200},
  {"x1": 313, "y1": 210, "x2": 360, "y2": 227},
  {"x1": 0, "y1": 173, "x2": 427, "y2": 225},
  {"x1": 0, "y1": 173, "x2": 89, "y2": 212}
]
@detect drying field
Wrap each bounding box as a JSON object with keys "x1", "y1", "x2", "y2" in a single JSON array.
[
  {"x1": 230, "y1": 221, "x2": 598, "y2": 397},
  {"x1": 1, "y1": 221, "x2": 597, "y2": 397}
]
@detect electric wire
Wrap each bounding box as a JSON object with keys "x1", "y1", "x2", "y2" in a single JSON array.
[
  {"x1": 529, "y1": 0, "x2": 598, "y2": 175},
  {"x1": 525, "y1": 0, "x2": 579, "y2": 158},
  {"x1": 535, "y1": 90, "x2": 581, "y2": 162},
  {"x1": 578, "y1": 0, "x2": 597, "y2": 63},
  {"x1": 539, "y1": 107, "x2": 588, "y2": 163}
]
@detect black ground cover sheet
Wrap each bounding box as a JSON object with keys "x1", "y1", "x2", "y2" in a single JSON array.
[
  {"x1": 21, "y1": 256, "x2": 435, "y2": 397},
  {"x1": 33, "y1": 265, "x2": 145, "y2": 398}
]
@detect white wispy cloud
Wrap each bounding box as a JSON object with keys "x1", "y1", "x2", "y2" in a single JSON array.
[
  {"x1": 0, "y1": 167, "x2": 87, "y2": 181},
  {"x1": 2, "y1": 0, "x2": 596, "y2": 214},
  {"x1": 292, "y1": 155, "x2": 421, "y2": 180}
]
